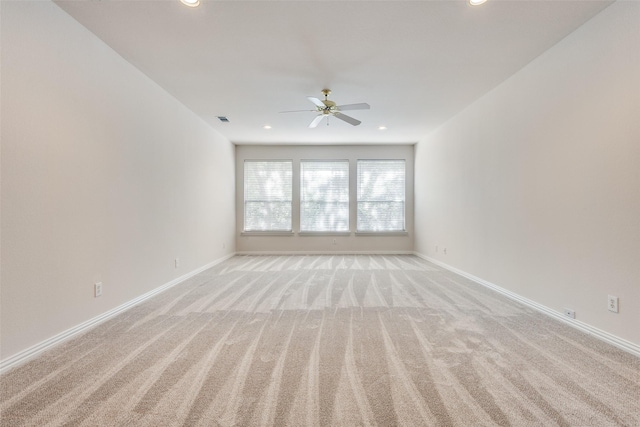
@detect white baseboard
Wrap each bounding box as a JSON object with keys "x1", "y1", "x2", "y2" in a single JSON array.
[
  {"x1": 6, "y1": 251, "x2": 635, "y2": 374},
  {"x1": 235, "y1": 251, "x2": 415, "y2": 256},
  {"x1": 0, "y1": 253, "x2": 236, "y2": 375},
  {"x1": 414, "y1": 252, "x2": 640, "y2": 358}
]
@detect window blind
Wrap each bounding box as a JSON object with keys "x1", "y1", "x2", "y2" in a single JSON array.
[
  {"x1": 244, "y1": 160, "x2": 292, "y2": 231},
  {"x1": 300, "y1": 161, "x2": 349, "y2": 232},
  {"x1": 357, "y1": 159, "x2": 405, "y2": 232}
]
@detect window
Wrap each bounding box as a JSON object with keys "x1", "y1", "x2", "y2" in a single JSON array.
[
  {"x1": 243, "y1": 160, "x2": 292, "y2": 231},
  {"x1": 357, "y1": 160, "x2": 405, "y2": 232},
  {"x1": 300, "y1": 161, "x2": 349, "y2": 232}
]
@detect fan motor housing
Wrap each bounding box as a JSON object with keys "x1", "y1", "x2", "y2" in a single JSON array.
[{"x1": 322, "y1": 100, "x2": 337, "y2": 109}]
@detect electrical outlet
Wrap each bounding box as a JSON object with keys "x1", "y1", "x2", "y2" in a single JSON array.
[
  {"x1": 94, "y1": 282, "x2": 103, "y2": 298},
  {"x1": 608, "y1": 295, "x2": 619, "y2": 313},
  {"x1": 563, "y1": 308, "x2": 575, "y2": 319},
  {"x1": 443, "y1": 248, "x2": 447, "y2": 255},
  {"x1": 174, "y1": 258, "x2": 180, "y2": 269}
]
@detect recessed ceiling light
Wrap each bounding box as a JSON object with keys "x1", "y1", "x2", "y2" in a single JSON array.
[
  {"x1": 378, "y1": 126, "x2": 388, "y2": 130},
  {"x1": 263, "y1": 125, "x2": 272, "y2": 130},
  {"x1": 469, "y1": 0, "x2": 487, "y2": 5},
  {"x1": 180, "y1": 0, "x2": 200, "y2": 8}
]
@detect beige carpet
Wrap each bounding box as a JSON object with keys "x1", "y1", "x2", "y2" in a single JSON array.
[{"x1": 1, "y1": 255, "x2": 639, "y2": 426}]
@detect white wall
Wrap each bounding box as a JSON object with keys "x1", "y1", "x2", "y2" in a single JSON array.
[
  {"x1": 236, "y1": 145, "x2": 414, "y2": 253},
  {"x1": 1, "y1": 1, "x2": 236, "y2": 360},
  {"x1": 415, "y1": 1, "x2": 640, "y2": 346}
]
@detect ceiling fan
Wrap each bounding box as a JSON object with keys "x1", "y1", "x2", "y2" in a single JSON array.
[{"x1": 281, "y1": 89, "x2": 370, "y2": 128}]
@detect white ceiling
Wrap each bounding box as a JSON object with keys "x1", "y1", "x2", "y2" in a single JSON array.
[{"x1": 55, "y1": 0, "x2": 612, "y2": 145}]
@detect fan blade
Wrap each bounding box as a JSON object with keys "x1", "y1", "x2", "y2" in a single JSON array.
[
  {"x1": 279, "y1": 109, "x2": 316, "y2": 113},
  {"x1": 307, "y1": 97, "x2": 325, "y2": 108},
  {"x1": 334, "y1": 112, "x2": 361, "y2": 126},
  {"x1": 309, "y1": 115, "x2": 325, "y2": 128},
  {"x1": 337, "y1": 103, "x2": 370, "y2": 111}
]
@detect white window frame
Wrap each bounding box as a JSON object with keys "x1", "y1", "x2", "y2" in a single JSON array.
[
  {"x1": 356, "y1": 159, "x2": 406, "y2": 233},
  {"x1": 299, "y1": 160, "x2": 350, "y2": 233},
  {"x1": 243, "y1": 160, "x2": 293, "y2": 233}
]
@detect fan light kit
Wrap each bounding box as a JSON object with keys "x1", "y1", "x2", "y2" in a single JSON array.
[
  {"x1": 180, "y1": 0, "x2": 200, "y2": 8},
  {"x1": 469, "y1": 0, "x2": 487, "y2": 5},
  {"x1": 280, "y1": 89, "x2": 370, "y2": 128}
]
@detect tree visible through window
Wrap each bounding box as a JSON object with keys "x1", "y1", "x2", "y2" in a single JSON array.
[
  {"x1": 244, "y1": 160, "x2": 292, "y2": 231},
  {"x1": 357, "y1": 160, "x2": 405, "y2": 232},
  {"x1": 300, "y1": 161, "x2": 349, "y2": 232}
]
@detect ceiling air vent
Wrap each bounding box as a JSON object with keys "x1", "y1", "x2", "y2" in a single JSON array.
[{"x1": 217, "y1": 116, "x2": 230, "y2": 123}]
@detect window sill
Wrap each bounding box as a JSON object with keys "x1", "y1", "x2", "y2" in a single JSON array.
[
  {"x1": 241, "y1": 231, "x2": 408, "y2": 237},
  {"x1": 298, "y1": 231, "x2": 352, "y2": 236},
  {"x1": 241, "y1": 231, "x2": 294, "y2": 236},
  {"x1": 355, "y1": 231, "x2": 408, "y2": 236}
]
